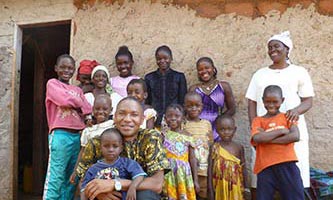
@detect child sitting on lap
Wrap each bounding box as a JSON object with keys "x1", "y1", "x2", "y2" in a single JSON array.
[{"x1": 81, "y1": 128, "x2": 146, "y2": 200}]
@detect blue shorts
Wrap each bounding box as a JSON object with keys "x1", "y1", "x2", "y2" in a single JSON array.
[{"x1": 257, "y1": 161, "x2": 304, "y2": 200}]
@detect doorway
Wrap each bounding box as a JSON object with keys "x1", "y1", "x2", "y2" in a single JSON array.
[{"x1": 18, "y1": 21, "x2": 71, "y2": 197}]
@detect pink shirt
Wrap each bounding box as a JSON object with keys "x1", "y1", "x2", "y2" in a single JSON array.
[
  {"x1": 45, "y1": 79, "x2": 92, "y2": 133},
  {"x1": 110, "y1": 75, "x2": 140, "y2": 97}
]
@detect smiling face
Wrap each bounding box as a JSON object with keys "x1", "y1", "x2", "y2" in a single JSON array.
[
  {"x1": 114, "y1": 98, "x2": 144, "y2": 141},
  {"x1": 268, "y1": 40, "x2": 289, "y2": 64},
  {"x1": 93, "y1": 95, "x2": 112, "y2": 124},
  {"x1": 100, "y1": 131, "x2": 123, "y2": 164},
  {"x1": 184, "y1": 94, "x2": 203, "y2": 120},
  {"x1": 156, "y1": 50, "x2": 172, "y2": 72},
  {"x1": 55, "y1": 57, "x2": 75, "y2": 84},
  {"x1": 116, "y1": 55, "x2": 133, "y2": 77},
  {"x1": 216, "y1": 117, "x2": 236, "y2": 143},
  {"x1": 127, "y1": 83, "x2": 147, "y2": 103},
  {"x1": 263, "y1": 91, "x2": 284, "y2": 116},
  {"x1": 197, "y1": 60, "x2": 215, "y2": 83},
  {"x1": 92, "y1": 70, "x2": 108, "y2": 89},
  {"x1": 165, "y1": 107, "x2": 183, "y2": 132}
]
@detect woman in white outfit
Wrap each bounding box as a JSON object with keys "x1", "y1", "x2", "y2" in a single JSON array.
[{"x1": 246, "y1": 31, "x2": 314, "y2": 198}]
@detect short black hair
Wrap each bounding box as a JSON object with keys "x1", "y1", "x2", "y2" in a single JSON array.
[
  {"x1": 196, "y1": 57, "x2": 217, "y2": 79},
  {"x1": 184, "y1": 91, "x2": 202, "y2": 102},
  {"x1": 115, "y1": 45, "x2": 133, "y2": 62},
  {"x1": 116, "y1": 96, "x2": 143, "y2": 112},
  {"x1": 56, "y1": 54, "x2": 75, "y2": 66},
  {"x1": 215, "y1": 114, "x2": 235, "y2": 127},
  {"x1": 166, "y1": 103, "x2": 184, "y2": 115},
  {"x1": 263, "y1": 85, "x2": 283, "y2": 98},
  {"x1": 100, "y1": 128, "x2": 123, "y2": 143},
  {"x1": 127, "y1": 78, "x2": 147, "y2": 92},
  {"x1": 155, "y1": 45, "x2": 173, "y2": 59}
]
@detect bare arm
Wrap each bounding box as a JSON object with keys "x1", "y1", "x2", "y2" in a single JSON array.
[
  {"x1": 220, "y1": 81, "x2": 236, "y2": 116},
  {"x1": 207, "y1": 145, "x2": 214, "y2": 200},
  {"x1": 248, "y1": 99, "x2": 257, "y2": 125},
  {"x1": 240, "y1": 145, "x2": 248, "y2": 189},
  {"x1": 189, "y1": 146, "x2": 200, "y2": 193},
  {"x1": 270, "y1": 125, "x2": 300, "y2": 144},
  {"x1": 126, "y1": 176, "x2": 144, "y2": 200},
  {"x1": 70, "y1": 147, "x2": 84, "y2": 184},
  {"x1": 286, "y1": 97, "x2": 313, "y2": 122},
  {"x1": 252, "y1": 128, "x2": 289, "y2": 144}
]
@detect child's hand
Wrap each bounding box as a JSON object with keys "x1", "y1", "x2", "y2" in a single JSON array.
[
  {"x1": 69, "y1": 172, "x2": 77, "y2": 185},
  {"x1": 194, "y1": 181, "x2": 200, "y2": 194},
  {"x1": 126, "y1": 186, "x2": 136, "y2": 200},
  {"x1": 85, "y1": 119, "x2": 94, "y2": 127}
]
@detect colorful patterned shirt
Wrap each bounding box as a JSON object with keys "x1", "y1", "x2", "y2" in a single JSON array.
[{"x1": 76, "y1": 129, "x2": 169, "y2": 178}]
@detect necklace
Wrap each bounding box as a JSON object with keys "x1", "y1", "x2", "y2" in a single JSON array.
[{"x1": 201, "y1": 79, "x2": 218, "y2": 91}]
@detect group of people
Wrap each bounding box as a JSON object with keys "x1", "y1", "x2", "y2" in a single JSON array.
[{"x1": 42, "y1": 31, "x2": 314, "y2": 200}]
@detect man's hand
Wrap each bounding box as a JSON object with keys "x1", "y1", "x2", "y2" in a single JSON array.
[{"x1": 85, "y1": 179, "x2": 115, "y2": 200}]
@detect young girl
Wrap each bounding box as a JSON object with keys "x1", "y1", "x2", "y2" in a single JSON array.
[
  {"x1": 163, "y1": 104, "x2": 199, "y2": 200},
  {"x1": 208, "y1": 115, "x2": 246, "y2": 200},
  {"x1": 110, "y1": 46, "x2": 140, "y2": 97},
  {"x1": 43, "y1": 54, "x2": 92, "y2": 200},
  {"x1": 84, "y1": 65, "x2": 122, "y2": 116},
  {"x1": 71, "y1": 94, "x2": 114, "y2": 183},
  {"x1": 126, "y1": 78, "x2": 156, "y2": 129},
  {"x1": 76, "y1": 59, "x2": 99, "y2": 93},
  {"x1": 189, "y1": 57, "x2": 236, "y2": 141},
  {"x1": 145, "y1": 45, "x2": 187, "y2": 127},
  {"x1": 81, "y1": 128, "x2": 146, "y2": 200},
  {"x1": 183, "y1": 91, "x2": 213, "y2": 199}
]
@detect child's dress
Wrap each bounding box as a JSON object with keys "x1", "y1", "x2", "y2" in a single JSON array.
[
  {"x1": 163, "y1": 130, "x2": 197, "y2": 200},
  {"x1": 211, "y1": 143, "x2": 244, "y2": 200},
  {"x1": 183, "y1": 119, "x2": 212, "y2": 198}
]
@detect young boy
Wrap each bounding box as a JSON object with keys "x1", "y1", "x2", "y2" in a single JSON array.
[
  {"x1": 43, "y1": 54, "x2": 92, "y2": 200},
  {"x1": 251, "y1": 85, "x2": 303, "y2": 200},
  {"x1": 81, "y1": 128, "x2": 146, "y2": 200}
]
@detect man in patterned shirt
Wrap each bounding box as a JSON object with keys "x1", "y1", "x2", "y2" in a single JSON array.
[{"x1": 82, "y1": 97, "x2": 169, "y2": 200}]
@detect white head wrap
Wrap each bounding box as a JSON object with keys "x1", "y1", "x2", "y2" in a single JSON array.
[
  {"x1": 268, "y1": 31, "x2": 293, "y2": 60},
  {"x1": 91, "y1": 65, "x2": 110, "y2": 80}
]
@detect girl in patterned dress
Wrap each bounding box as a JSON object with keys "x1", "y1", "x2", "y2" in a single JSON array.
[
  {"x1": 163, "y1": 104, "x2": 200, "y2": 200},
  {"x1": 208, "y1": 115, "x2": 246, "y2": 200}
]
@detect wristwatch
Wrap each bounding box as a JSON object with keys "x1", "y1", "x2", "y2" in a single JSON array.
[{"x1": 114, "y1": 178, "x2": 122, "y2": 191}]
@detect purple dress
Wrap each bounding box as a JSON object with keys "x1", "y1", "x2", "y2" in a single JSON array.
[{"x1": 195, "y1": 83, "x2": 225, "y2": 140}]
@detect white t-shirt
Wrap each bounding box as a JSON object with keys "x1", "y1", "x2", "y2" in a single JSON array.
[
  {"x1": 80, "y1": 120, "x2": 114, "y2": 147},
  {"x1": 246, "y1": 64, "x2": 314, "y2": 117},
  {"x1": 84, "y1": 92, "x2": 123, "y2": 116}
]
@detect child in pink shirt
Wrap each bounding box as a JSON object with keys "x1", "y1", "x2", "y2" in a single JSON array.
[
  {"x1": 43, "y1": 54, "x2": 92, "y2": 200},
  {"x1": 110, "y1": 46, "x2": 139, "y2": 97}
]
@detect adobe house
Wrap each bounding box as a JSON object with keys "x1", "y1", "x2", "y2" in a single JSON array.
[{"x1": 0, "y1": 0, "x2": 332, "y2": 199}]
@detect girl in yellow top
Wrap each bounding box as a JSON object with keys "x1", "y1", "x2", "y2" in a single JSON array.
[{"x1": 208, "y1": 115, "x2": 246, "y2": 200}]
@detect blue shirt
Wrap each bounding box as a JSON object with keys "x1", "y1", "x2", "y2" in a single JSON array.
[{"x1": 81, "y1": 157, "x2": 147, "y2": 199}]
